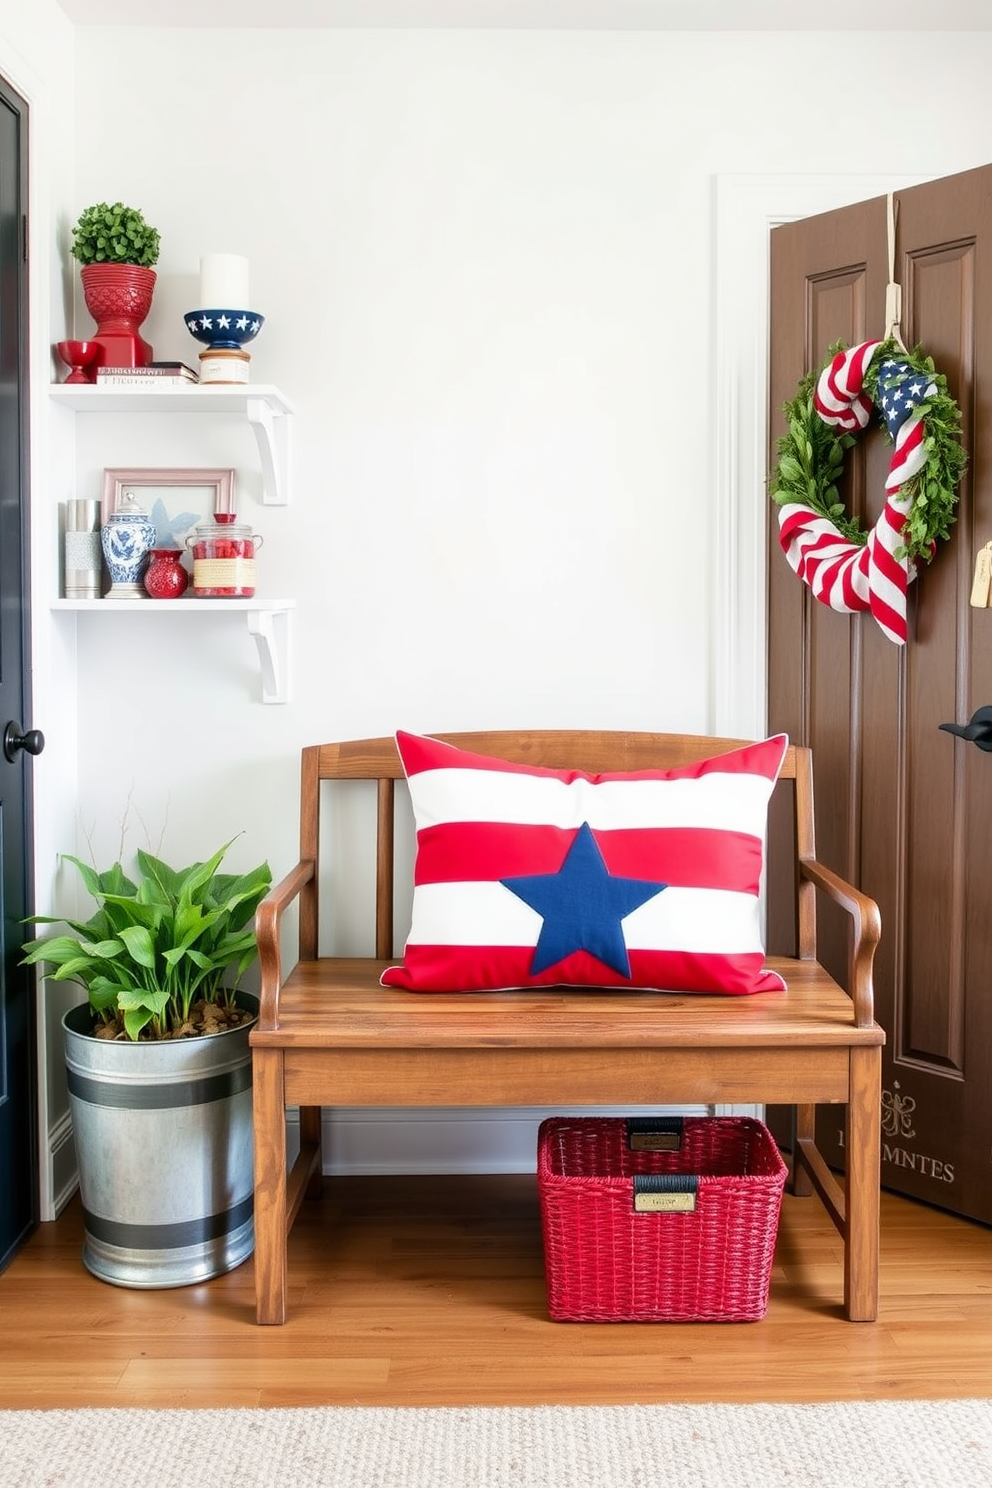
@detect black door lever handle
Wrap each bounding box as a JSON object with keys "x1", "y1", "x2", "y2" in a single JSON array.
[{"x1": 939, "y1": 705, "x2": 992, "y2": 751}]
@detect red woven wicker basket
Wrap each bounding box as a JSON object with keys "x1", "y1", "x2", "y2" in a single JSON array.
[{"x1": 537, "y1": 1116, "x2": 787, "y2": 1323}]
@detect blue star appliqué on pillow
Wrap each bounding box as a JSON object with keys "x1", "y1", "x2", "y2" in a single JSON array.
[{"x1": 500, "y1": 821, "x2": 668, "y2": 979}]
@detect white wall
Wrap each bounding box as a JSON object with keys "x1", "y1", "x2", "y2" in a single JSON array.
[
  {"x1": 16, "y1": 20, "x2": 992, "y2": 1203},
  {"x1": 60, "y1": 27, "x2": 992, "y2": 869}
]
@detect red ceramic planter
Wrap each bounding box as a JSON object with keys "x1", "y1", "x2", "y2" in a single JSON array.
[{"x1": 81, "y1": 263, "x2": 156, "y2": 367}]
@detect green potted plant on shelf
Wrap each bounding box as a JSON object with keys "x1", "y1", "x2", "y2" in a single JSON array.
[
  {"x1": 21, "y1": 838, "x2": 272, "y2": 1290},
  {"x1": 70, "y1": 200, "x2": 162, "y2": 367},
  {"x1": 70, "y1": 200, "x2": 161, "y2": 268}
]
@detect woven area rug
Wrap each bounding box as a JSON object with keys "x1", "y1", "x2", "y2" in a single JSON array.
[{"x1": 2, "y1": 1401, "x2": 991, "y2": 1488}]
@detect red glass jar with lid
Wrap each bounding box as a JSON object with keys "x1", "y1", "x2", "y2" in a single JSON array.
[{"x1": 189, "y1": 515, "x2": 261, "y2": 598}]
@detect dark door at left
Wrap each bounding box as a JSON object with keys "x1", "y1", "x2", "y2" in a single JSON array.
[{"x1": 0, "y1": 71, "x2": 38, "y2": 1272}]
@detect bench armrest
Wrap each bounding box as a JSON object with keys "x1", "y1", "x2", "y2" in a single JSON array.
[
  {"x1": 254, "y1": 858, "x2": 315, "y2": 1030},
  {"x1": 799, "y1": 856, "x2": 881, "y2": 1029}
]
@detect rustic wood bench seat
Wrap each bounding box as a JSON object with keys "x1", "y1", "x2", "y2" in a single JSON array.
[{"x1": 250, "y1": 731, "x2": 884, "y2": 1325}]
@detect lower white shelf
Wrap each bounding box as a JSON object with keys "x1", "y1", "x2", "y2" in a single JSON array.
[{"x1": 50, "y1": 596, "x2": 295, "y2": 705}]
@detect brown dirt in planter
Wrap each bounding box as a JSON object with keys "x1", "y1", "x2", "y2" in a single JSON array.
[{"x1": 93, "y1": 999, "x2": 255, "y2": 1041}]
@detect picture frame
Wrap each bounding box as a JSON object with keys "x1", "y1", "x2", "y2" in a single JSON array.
[{"x1": 101, "y1": 466, "x2": 236, "y2": 549}]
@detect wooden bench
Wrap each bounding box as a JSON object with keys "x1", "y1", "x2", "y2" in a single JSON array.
[{"x1": 250, "y1": 731, "x2": 884, "y2": 1325}]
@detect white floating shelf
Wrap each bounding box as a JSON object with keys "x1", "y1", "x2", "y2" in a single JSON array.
[
  {"x1": 50, "y1": 383, "x2": 295, "y2": 506},
  {"x1": 49, "y1": 383, "x2": 293, "y2": 414},
  {"x1": 50, "y1": 596, "x2": 294, "y2": 612},
  {"x1": 50, "y1": 597, "x2": 295, "y2": 705}
]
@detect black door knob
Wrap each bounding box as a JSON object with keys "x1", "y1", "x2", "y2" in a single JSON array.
[
  {"x1": 4, "y1": 722, "x2": 45, "y2": 763},
  {"x1": 938, "y1": 706, "x2": 992, "y2": 752}
]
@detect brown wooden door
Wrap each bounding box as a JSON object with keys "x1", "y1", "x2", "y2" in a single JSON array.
[{"x1": 767, "y1": 162, "x2": 992, "y2": 1225}]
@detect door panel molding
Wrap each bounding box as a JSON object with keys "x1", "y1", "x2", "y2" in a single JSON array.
[{"x1": 899, "y1": 231, "x2": 977, "y2": 1076}]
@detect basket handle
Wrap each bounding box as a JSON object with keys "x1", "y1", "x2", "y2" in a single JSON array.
[
  {"x1": 633, "y1": 1173, "x2": 698, "y2": 1214},
  {"x1": 627, "y1": 1116, "x2": 683, "y2": 1152}
]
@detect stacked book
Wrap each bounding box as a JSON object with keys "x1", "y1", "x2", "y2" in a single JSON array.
[{"x1": 95, "y1": 361, "x2": 199, "y2": 388}]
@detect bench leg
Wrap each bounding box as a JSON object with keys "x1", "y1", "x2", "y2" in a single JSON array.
[
  {"x1": 253, "y1": 1048, "x2": 288, "y2": 1325},
  {"x1": 299, "y1": 1105, "x2": 324, "y2": 1197},
  {"x1": 844, "y1": 1045, "x2": 882, "y2": 1321},
  {"x1": 792, "y1": 1103, "x2": 815, "y2": 1196}
]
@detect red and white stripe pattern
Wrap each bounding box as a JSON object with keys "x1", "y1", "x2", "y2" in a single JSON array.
[
  {"x1": 812, "y1": 339, "x2": 880, "y2": 433},
  {"x1": 778, "y1": 341, "x2": 928, "y2": 646},
  {"x1": 382, "y1": 731, "x2": 789, "y2": 997}
]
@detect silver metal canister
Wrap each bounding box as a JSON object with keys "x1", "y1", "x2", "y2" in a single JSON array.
[
  {"x1": 64, "y1": 498, "x2": 102, "y2": 599},
  {"x1": 62, "y1": 998, "x2": 257, "y2": 1288}
]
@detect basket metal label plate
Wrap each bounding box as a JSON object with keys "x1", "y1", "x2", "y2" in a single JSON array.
[
  {"x1": 629, "y1": 1131, "x2": 681, "y2": 1151},
  {"x1": 634, "y1": 1191, "x2": 697, "y2": 1213}
]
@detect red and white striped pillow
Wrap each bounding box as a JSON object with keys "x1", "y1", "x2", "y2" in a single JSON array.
[{"x1": 381, "y1": 730, "x2": 789, "y2": 996}]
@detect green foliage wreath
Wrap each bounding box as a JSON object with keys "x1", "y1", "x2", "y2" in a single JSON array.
[{"x1": 769, "y1": 339, "x2": 966, "y2": 563}]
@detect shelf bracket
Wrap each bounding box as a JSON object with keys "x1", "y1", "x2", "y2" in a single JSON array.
[
  {"x1": 246, "y1": 607, "x2": 291, "y2": 704},
  {"x1": 246, "y1": 397, "x2": 292, "y2": 506}
]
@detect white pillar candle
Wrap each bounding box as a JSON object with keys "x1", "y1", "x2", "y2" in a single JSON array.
[{"x1": 199, "y1": 253, "x2": 250, "y2": 308}]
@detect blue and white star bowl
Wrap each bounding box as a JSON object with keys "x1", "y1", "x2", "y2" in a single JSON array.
[{"x1": 184, "y1": 308, "x2": 265, "y2": 351}]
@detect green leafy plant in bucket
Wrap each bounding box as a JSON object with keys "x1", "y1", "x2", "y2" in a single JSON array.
[
  {"x1": 21, "y1": 840, "x2": 271, "y2": 1041},
  {"x1": 70, "y1": 201, "x2": 161, "y2": 267}
]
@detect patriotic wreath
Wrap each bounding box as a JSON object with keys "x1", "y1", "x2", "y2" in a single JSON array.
[{"x1": 770, "y1": 339, "x2": 966, "y2": 645}]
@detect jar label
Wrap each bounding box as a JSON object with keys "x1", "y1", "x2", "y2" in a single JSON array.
[
  {"x1": 193, "y1": 556, "x2": 256, "y2": 595},
  {"x1": 199, "y1": 354, "x2": 250, "y2": 384}
]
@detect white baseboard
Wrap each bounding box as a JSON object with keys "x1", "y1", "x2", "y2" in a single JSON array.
[
  {"x1": 285, "y1": 1106, "x2": 713, "y2": 1175},
  {"x1": 48, "y1": 1105, "x2": 760, "y2": 1221},
  {"x1": 49, "y1": 1111, "x2": 79, "y2": 1216}
]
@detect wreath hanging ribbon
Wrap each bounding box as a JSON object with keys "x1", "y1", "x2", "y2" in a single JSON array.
[{"x1": 770, "y1": 339, "x2": 966, "y2": 646}]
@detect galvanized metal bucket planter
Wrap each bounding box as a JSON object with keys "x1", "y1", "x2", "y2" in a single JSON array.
[{"x1": 62, "y1": 994, "x2": 257, "y2": 1288}]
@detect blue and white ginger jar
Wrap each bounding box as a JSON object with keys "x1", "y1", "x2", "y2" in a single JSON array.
[{"x1": 101, "y1": 492, "x2": 156, "y2": 598}]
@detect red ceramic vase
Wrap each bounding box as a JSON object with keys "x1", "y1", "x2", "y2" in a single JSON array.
[
  {"x1": 81, "y1": 263, "x2": 156, "y2": 367},
  {"x1": 144, "y1": 548, "x2": 189, "y2": 600}
]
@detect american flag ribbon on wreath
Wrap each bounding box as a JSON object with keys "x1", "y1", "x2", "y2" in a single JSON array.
[{"x1": 776, "y1": 340, "x2": 936, "y2": 647}]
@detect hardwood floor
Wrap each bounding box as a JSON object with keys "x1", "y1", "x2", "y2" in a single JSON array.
[{"x1": 0, "y1": 1175, "x2": 989, "y2": 1408}]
